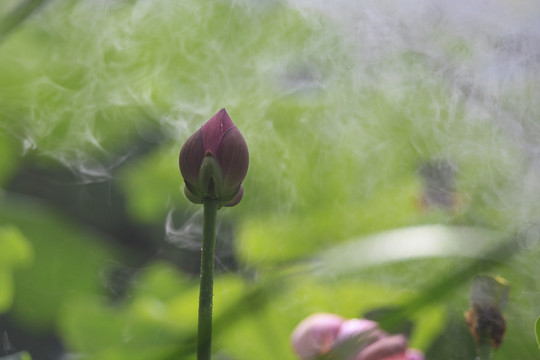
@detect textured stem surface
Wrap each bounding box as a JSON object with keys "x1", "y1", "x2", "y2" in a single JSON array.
[
  {"x1": 476, "y1": 340, "x2": 492, "y2": 360},
  {"x1": 198, "y1": 198, "x2": 218, "y2": 360}
]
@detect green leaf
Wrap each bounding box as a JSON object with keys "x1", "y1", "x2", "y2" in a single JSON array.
[
  {"x1": 0, "y1": 226, "x2": 33, "y2": 267},
  {"x1": 236, "y1": 179, "x2": 423, "y2": 265},
  {"x1": 0, "y1": 269, "x2": 13, "y2": 313},
  {"x1": 0, "y1": 134, "x2": 19, "y2": 187},
  {"x1": 0, "y1": 225, "x2": 32, "y2": 313},
  {"x1": 58, "y1": 261, "x2": 199, "y2": 358},
  {"x1": 313, "y1": 225, "x2": 498, "y2": 278},
  {"x1": 0, "y1": 194, "x2": 118, "y2": 329}
]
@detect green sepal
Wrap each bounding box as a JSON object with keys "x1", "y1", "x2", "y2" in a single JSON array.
[
  {"x1": 184, "y1": 185, "x2": 203, "y2": 204},
  {"x1": 198, "y1": 155, "x2": 224, "y2": 200},
  {"x1": 220, "y1": 185, "x2": 243, "y2": 205}
]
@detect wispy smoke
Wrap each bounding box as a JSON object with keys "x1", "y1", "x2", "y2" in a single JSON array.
[{"x1": 289, "y1": 0, "x2": 540, "y2": 228}]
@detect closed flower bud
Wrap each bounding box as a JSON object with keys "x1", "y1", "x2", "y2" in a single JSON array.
[{"x1": 179, "y1": 108, "x2": 249, "y2": 207}]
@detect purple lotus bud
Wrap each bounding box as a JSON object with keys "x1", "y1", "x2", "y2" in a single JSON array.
[
  {"x1": 290, "y1": 313, "x2": 345, "y2": 360},
  {"x1": 179, "y1": 108, "x2": 249, "y2": 206}
]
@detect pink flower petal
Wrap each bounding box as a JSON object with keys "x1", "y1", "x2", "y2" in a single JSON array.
[
  {"x1": 291, "y1": 313, "x2": 345, "y2": 360},
  {"x1": 357, "y1": 334, "x2": 408, "y2": 360},
  {"x1": 336, "y1": 318, "x2": 380, "y2": 343},
  {"x1": 405, "y1": 349, "x2": 425, "y2": 360}
]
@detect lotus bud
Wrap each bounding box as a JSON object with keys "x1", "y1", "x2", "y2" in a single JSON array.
[{"x1": 179, "y1": 108, "x2": 249, "y2": 207}]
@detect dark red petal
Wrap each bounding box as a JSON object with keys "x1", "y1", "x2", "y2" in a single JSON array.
[
  {"x1": 202, "y1": 108, "x2": 235, "y2": 156},
  {"x1": 179, "y1": 129, "x2": 204, "y2": 187},
  {"x1": 216, "y1": 126, "x2": 249, "y2": 191},
  {"x1": 357, "y1": 335, "x2": 408, "y2": 360},
  {"x1": 291, "y1": 313, "x2": 345, "y2": 360}
]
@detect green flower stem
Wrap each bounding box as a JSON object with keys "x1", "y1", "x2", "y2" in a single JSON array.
[
  {"x1": 197, "y1": 198, "x2": 219, "y2": 360},
  {"x1": 476, "y1": 340, "x2": 492, "y2": 360}
]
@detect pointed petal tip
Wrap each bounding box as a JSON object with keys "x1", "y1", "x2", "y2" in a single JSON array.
[
  {"x1": 217, "y1": 108, "x2": 234, "y2": 128},
  {"x1": 208, "y1": 108, "x2": 234, "y2": 127},
  {"x1": 202, "y1": 108, "x2": 235, "y2": 154}
]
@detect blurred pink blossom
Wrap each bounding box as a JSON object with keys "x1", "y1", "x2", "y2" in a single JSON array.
[
  {"x1": 291, "y1": 313, "x2": 345, "y2": 359},
  {"x1": 291, "y1": 313, "x2": 425, "y2": 360}
]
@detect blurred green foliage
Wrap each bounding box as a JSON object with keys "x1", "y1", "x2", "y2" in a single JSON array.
[
  {"x1": 0, "y1": 226, "x2": 32, "y2": 314},
  {"x1": 0, "y1": 193, "x2": 118, "y2": 329},
  {"x1": 0, "y1": 352, "x2": 32, "y2": 360},
  {"x1": 0, "y1": 0, "x2": 538, "y2": 359}
]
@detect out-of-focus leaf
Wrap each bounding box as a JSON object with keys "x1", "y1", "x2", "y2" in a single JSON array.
[
  {"x1": 129, "y1": 261, "x2": 194, "y2": 301},
  {"x1": 312, "y1": 225, "x2": 498, "y2": 278},
  {"x1": 119, "y1": 146, "x2": 181, "y2": 224},
  {"x1": 0, "y1": 193, "x2": 118, "y2": 329},
  {"x1": 236, "y1": 179, "x2": 424, "y2": 265},
  {"x1": 59, "y1": 262, "x2": 247, "y2": 360},
  {"x1": 0, "y1": 134, "x2": 19, "y2": 187},
  {"x1": 0, "y1": 0, "x2": 48, "y2": 41},
  {"x1": 374, "y1": 236, "x2": 520, "y2": 333},
  {"x1": 0, "y1": 226, "x2": 33, "y2": 267},
  {"x1": 0, "y1": 225, "x2": 32, "y2": 313},
  {"x1": 0, "y1": 269, "x2": 13, "y2": 313},
  {"x1": 408, "y1": 306, "x2": 446, "y2": 350},
  {"x1": 59, "y1": 296, "x2": 184, "y2": 360}
]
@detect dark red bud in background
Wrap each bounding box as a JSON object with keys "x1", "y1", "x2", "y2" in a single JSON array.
[{"x1": 465, "y1": 275, "x2": 509, "y2": 350}]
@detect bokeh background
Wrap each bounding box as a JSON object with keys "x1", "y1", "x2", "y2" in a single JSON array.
[{"x1": 1, "y1": 0, "x2": 540, "y2": 359}]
